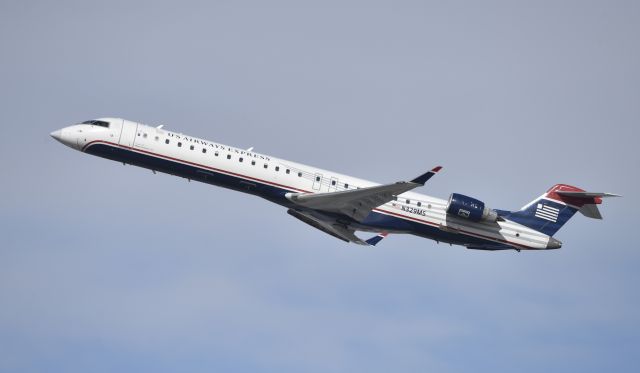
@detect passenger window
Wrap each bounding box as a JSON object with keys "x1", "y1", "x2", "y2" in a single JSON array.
[
  {"x1": 154, "y1": 136, "x2": 159, "y2": 141},
  {"x1": 406, "y1": 199, "x2": 410, "y2": 204},
  {"x1": 344, "y1": 183, "x2": 349, "y2": 188},
  {"x1": 275, "y1": 166, "x2": 279, "y2": 171},
  {"x1": 227, "y1": 154, "x2": 231, "y2": 159},
  {"x1": 315, "y1": 176, "x2": 320, "y2": 182},
  {"x1": 417, "y1": 202, "x2": 422, "y2": 207},
  {"x1": 298, "y1": 172, "x2": 302, "y2": 177},
  {"x1": 178, "y1": 142, "x2": 182, "y2": 147},
  {"x1": 331, "y1": 180, "x2": 336, "y2": 185},
  {"x1": 214, "y1": 151, "x2": 219, "y2": 156},
  {"x1": 202, "y1": 148, "x2": 207, "y2": 154},
  {"x1": 239, "y1": 157, "x2": 243, "y2": 162},
  {"x1": 165, "y1": 139, "x2": 170, "y2": 144},
  {"x1": 190, "y1": 145, "x2": 194, "y2": 150},
  {"x1": 251, "y1": 160, "x2": 256, "y2": 166},
  {"x1": 286, "y1": 169, "x2": 290, "y2": 174},
  {"x1": 264, "y1": 164, "x2": 268, "y2": 169},
  {"x1": 143, "y1": 133, "x2": 148, "y2": 138}
]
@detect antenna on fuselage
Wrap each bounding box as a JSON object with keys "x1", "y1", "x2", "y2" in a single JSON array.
[{"x1": 247, "y1": 147, "x2": 254, "y2": 152}]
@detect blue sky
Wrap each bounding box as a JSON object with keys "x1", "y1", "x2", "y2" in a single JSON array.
[{"x1": 1, "y1": 1, "x2": 638, "y2": 372}]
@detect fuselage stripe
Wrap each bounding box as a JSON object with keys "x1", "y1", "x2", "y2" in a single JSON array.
[{"x1": 83, "y1": 139, "x2": 536, "y2": 250}]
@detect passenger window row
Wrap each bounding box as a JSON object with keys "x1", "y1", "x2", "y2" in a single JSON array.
[
  {"x1": 148, "y1": 134, "x2": 361, "y2": 190},
  {"x1": 391, "y1": 195, "x2": 431, "y2": 208}
]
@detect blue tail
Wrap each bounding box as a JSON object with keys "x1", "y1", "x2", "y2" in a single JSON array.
[
  {"x1": 505, "y1": 184, "x2": 614, "y2": 236},
  {"x1": 506, "y1": 198, "x2": 578, "y2": 236}
]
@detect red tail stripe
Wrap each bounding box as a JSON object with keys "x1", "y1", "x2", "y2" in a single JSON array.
[{"x1": 545, "y1": 184, "x2": 599, "y2": 207}]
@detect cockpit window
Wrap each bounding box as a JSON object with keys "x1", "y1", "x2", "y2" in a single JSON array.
[{"x1": 81, "y1": 120, "x2": 110, "y2": 128}]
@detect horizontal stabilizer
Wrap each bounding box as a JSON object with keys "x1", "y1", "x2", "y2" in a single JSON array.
[
  {"x1": 556, "y1": 191, "x2": 621, "y2": 199},
  {"x1": 544, "y1": 184, "x2": 620, "y2": 209},
  {"x1": 553, "y1": 188, "x2": 620, "y2": 219}
]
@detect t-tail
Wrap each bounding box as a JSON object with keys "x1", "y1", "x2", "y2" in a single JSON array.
[{"x1": 505, "y1": 184, "x2": 620, "y2": 236}]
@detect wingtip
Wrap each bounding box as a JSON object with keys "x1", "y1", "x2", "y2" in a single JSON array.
[
  {"x1": 410, "y1": 166, "x2": 443, "y2": 185},
  {"x1": 365, "y1": 232, "x2": 388, "y2": 246}
]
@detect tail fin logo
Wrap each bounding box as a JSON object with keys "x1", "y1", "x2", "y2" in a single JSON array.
[{"x1": 535, "y1": 203, "x2": 559, "y2": 222}]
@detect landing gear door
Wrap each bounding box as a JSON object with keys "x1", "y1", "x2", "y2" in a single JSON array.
[{"x1": 119, "y1": 121, "x2": 138, "y2": 148}]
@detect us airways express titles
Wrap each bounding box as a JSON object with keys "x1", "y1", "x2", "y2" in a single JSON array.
[{"x1": 51, "y1": 118, "x2": 619, "y2": 250}]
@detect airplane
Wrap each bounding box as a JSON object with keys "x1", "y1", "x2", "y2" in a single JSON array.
[{"x1": 50, "y1": 118, "x2": 619, "y2": 251}]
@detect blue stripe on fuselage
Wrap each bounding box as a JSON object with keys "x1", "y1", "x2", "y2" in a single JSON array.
[{"x1": 85, "y1": 142, "x2": 506, "y2": 249}]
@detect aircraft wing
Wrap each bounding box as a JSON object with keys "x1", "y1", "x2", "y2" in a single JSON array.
[
  {"x1": 287, "y1": 209, "x2": 391, "y2": 246},
  {"x1": 286, "y1": 166, "x2": 442, "y2": 222},
  {"x1": 287, "y1": 209, "x2": 370, "y2": 245}
]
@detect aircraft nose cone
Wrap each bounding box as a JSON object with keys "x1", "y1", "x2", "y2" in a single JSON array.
[
  {"x1": 50, "y1": 129, "x2": 63, "y2": 142},
  {"x1": 50, "y1": 128, "x2": 77, "y2": 149}
]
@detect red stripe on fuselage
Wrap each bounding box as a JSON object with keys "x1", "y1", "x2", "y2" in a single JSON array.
[
  {"x1": 83, "y1": 140, "x2": 534, "y2": 250},
  {"x1": 83, "y1": 140, "x2": 308, "y2": 193}
]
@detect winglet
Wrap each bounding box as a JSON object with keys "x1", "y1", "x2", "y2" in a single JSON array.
[
  {"x1": 365, "y1": 233, "x2": 388, "y2": 246},
  {"x1": 410, "y1": 166, "x2": 442, "y2": 185}
]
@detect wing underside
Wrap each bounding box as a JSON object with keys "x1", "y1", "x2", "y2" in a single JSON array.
[{"x1": 287, "y1": 209, "x2": 369, "y2": 245}]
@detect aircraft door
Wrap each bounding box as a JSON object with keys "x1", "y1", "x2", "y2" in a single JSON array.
[
  {"x1": 107, "y1": 119, "x2": 121, "y2": 142},
  {"x1": 119, "y1": 121, "x2": 138, "y2": 147},
  {"x1": 313, "y1": 173, "x2": 322, "y2": 191}
]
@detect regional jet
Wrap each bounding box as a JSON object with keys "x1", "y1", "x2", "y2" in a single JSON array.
[{"x1": 51, "y1": 118, "x2": 619, "y2": 251}]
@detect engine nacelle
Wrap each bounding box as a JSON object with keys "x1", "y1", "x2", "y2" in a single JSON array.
[{"x1": 446, "y1": 193, "x2": 498, "y2": 222}]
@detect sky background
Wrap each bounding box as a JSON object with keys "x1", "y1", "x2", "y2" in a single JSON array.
[{"x1": 1, "y1": 0, "x2": 639, "y2": 372}]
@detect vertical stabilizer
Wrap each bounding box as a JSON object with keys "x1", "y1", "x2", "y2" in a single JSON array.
[{"x1": 505, "y1": 184, "x2": 619, "y2": 236}]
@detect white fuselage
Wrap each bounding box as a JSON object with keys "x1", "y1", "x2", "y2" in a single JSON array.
[{"x1": 51, "y1": 118, "x2": 556, "y2": 250}]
